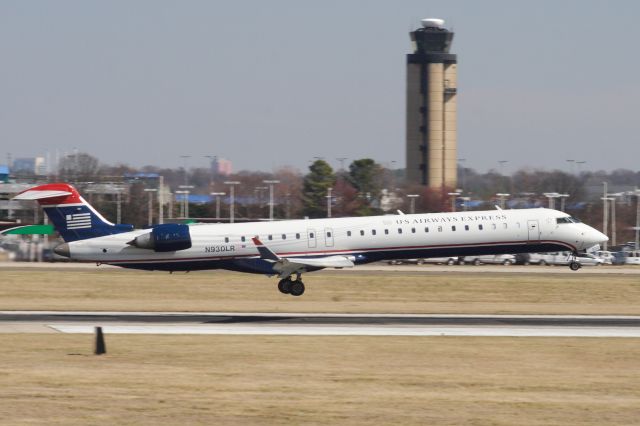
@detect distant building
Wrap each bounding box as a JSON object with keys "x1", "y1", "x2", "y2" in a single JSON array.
[
  {"x1": 210, "y1": 156, "x2": 232, "y2": 178},
  {"x1": 406, "y1": 18, "x2": 458, "y2": 188},
  {"x1": 12, "y1": 157, "x2": 46, "y2": 176}
]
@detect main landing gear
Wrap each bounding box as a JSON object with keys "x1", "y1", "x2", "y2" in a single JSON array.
[{"x1": 278, "y1": 274, "x2": 305, "y2": 296}]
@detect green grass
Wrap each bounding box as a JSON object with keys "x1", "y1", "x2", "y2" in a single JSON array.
[{"x1": 1, "y1": 266, "x2": 640, "y2": 314}]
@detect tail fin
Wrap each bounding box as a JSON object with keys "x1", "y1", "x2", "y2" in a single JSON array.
[{"x1": 13, "y1": 183, "x2": 133, "y2": 242}]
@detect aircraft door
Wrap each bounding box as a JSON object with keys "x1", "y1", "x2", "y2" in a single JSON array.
[
  {"x1": 324, "y1": 228, "x2": 334, "y2": 247},
  {"x1": 527, "y1": 220, "x2": 540, "y2": 242},
  {"x1": 307, "y1": 229, "x2": 317, "y2": 248}
]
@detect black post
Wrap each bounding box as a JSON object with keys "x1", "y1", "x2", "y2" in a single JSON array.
[{"x1": 95, "y1": 326, "x2": 106, "y2": 355}]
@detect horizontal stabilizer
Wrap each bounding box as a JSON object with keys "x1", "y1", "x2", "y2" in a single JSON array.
[{"x1": 13, "y1": 190, "x2": 72, "y2": 200}]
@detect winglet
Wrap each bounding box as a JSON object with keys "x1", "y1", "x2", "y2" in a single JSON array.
[{"x1": 252, "y1": 237, "x2": 280, "y2": 261}]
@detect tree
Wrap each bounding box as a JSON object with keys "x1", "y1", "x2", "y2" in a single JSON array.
[
  {"x1": 57, "y1": 152, "x2": 100, "y2": 182},
  {"x1": 346, "y1": 158, "x2": 384, "y2": 215},
  {"x1": 301, "y1": 160, "x2": 335, "y2": 218}
]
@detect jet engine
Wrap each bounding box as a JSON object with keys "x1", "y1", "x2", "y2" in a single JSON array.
[{"x1": 127, "y1": 223, "x2": 192, "y2": 252}]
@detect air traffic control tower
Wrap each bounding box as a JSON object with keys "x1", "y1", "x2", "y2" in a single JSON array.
[{"x1": 406, "y1": 18, "x2": 458, "y2": 188}]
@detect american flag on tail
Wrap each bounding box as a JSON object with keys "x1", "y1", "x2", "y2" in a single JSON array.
[{"x1": 66, "y1": 213, "x2": 92, "y2": 229}]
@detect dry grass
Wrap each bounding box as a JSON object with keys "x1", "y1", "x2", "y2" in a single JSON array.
[
  {"x1": 0, "y1": 334, "x2": 639, "y2": 425},
  {"x1": 1, "y1": 266, "x2": 640, "y2": 314}
]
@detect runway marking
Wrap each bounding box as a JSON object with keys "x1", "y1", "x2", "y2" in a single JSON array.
[{"x1": 49, "y1": 324, "x2": 640, "y2": 338}]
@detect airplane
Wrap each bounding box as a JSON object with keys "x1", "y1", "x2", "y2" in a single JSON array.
[{"x1": 14, "y1": 183, "x2": 608, "y2": 296}]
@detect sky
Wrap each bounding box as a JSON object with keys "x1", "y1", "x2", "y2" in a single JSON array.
[{"x1": 1, "y1": 0, "x2": 639, "y2": 174}]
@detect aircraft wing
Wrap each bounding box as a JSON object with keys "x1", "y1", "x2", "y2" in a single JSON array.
[
  {"x1": 283, "y1": 256, "x2": 355, "y2": 268},
  {"x1": 251, "y1": 237, "x2": 354, "y2": 278}
]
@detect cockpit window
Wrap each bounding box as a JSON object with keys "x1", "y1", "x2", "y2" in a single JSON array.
[{"x1": 557, "y1": 216, "x2": 581, "y2": 224}]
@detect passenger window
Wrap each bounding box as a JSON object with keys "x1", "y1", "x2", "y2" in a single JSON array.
[
  {"x1": 451, "y1": 226, "x2": 456, "y2": 231},
  {"x1": 347, "y1": 231, "x2": 352, "y2": 237},
  {"x1": 296, "y1": 233, "x2": 300, "y2": 239},
  {"x1": 282, "y1": 234, "x2": 286, "y2": 240},
  {"x1": 309, "y1": 233, "x2": 314, "y2": 239},
  {"x1": 479, "y1": 224, "x2": 483, "y2": 230},
  {"x1": 384, "y1": 229, "x2": 389, "y2": 235},
  {"x1": 492, "y1": 224, "x2": 497, "y2": 230},
  {"x1": 224, "y1": 237, "x2": 229, "y2": 243},
  {"x1": 360, "y1": 230, "x2": 365, "y2": 236},
  {"x1": 398, "y1": 228, "x2": 403, "y2": 234},
  {"x1": 241, "y1": 236, "x2": 246, "y2": 242},
  {"x1": 465, "y1": 225, "x2": 469, "y2": 231},
  {"x1": 326, "y1": 232, "x2": 332, "y2": 238},
  {"x1": 372, "y1": 229, "x2": 376, "y2": 235},
  {"x1": 425, "y1": 227, "x2": 429, "y2": 233},
  {"x1": 503, "y1": 223, "x2": 508, "y2": 229},
  {"x1": 437, "y1": 226, "x2": 443, "y2": 232},
  {"x1": 516, "y1": 222, "x2": 521, "y2": 228},
  {"x1": 268, "y1": 235, "x2": 273, "y2": 240},
  {"x1": 411, "y1": 227, "x2": 416, "y2": 233}
]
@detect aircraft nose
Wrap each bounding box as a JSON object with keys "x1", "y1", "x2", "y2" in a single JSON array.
[{"x1": 54, "y1": 243, "x2": 70, "y2": 258}]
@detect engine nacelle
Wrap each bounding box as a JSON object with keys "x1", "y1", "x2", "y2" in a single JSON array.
[{"x1": 128, "y1": 223, "x2": 192, "y2": 252}]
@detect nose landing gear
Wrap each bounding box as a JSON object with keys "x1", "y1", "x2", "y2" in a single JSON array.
[
  {"x1": 568, "y1": 251, "x2": 582, "y2": 271},
  {"x1": 277, "y1": 273, "x2": 305, "y2": 296}
]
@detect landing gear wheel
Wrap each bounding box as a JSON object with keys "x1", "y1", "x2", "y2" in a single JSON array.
[
  {"x1": 473, "y1": 259, "x2": 481, "y2": 266},
  {"x1": 290, "y1": 280, "x2": 305, "y2": 296},
  {"x1": 278, "y1": 278, "x2": 292, "y2": 294},
  {"x1": 569, "y1": 261, "x2": 581, "y2": 271}
]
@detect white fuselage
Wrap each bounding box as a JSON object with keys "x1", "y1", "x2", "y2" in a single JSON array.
[{"x1": 65, "y1": 208, "x2": 607, "y2": 273}]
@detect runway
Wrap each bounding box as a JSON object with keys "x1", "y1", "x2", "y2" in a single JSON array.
[{"x1": 3, "y1": 311, "x2": 640, "y2": 337}]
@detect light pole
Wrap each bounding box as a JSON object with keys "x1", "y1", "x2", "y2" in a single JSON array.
[
  {"x1": 115, "y1": 188, "x2": 123, "y2": 224},
  {"x1": 263, "y1": 180, "x2": 280, "y2": 221},
  {"x1": 458, "y1": 158, "x2": 466, "y2": 192},
  {"x1": 406, "y1": 194, "x2": 419, "y2": 214},
  {"x1": 448, "y1": 192, "x2": 461, "y2": 211},
  {"x1": 634, "y1": 189, "x2": 640, "y2": 250},
  {"x1": 566, "y1": 159, "x2": 575, "y2": 174},
  {"x1": 175, "y1": 191, "x2": 188, "y2": 218},
  {"x1": 326, "y1": 187, "x2": 333, "y2": 218},
  {"x1": 143, "y1": 189, "x2": 157, "y2": 226},
  {"x1": 210, "y1": 192, "x2": 225, "y2": 220},
  {"x1": 158, "y1": 175, "x2": 164, "y2": 224},
  {"x1": 498, "y1": 160, "x2": 509, "y2": 192},
  {"x1": 224, "y1": 181, "x2": 240, "y2": 223},
  {"x1": 180, "y1": 155, "x2": 191, "y2": 186},
  {"x1": 178, "y1": 185, "x2": 194, "y2": 219},
  {"x1": 336, "y1": 157, "x2": 348, "y2": 171},
  {"x1": 496, "y1": 193, "x2": 510, "y2": 210},
  {"x1": 608, "y1": 192, "x2": 623, "y2": 247}
]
